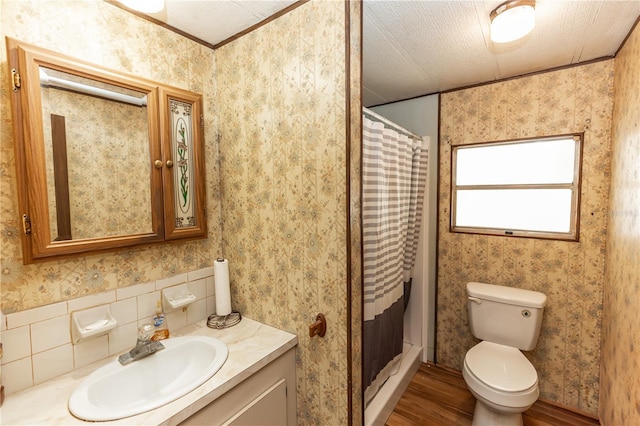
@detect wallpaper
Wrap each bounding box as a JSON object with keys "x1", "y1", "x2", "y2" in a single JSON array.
[
  {"x1": 41, "y1": 88, "x2": 151, "y2": 239},
  {"x1": 216, "y1": 1, "x2": 351, "y2": 424},
  {"x1": 438, "y1": 61, "x2": 614, "y2": 414},
  {"x1": 0, "y1": 0, "x2": 220, "y2": 312},
  {"x1": 600, "y1": 23, "x2": 640, "y2": 425}
]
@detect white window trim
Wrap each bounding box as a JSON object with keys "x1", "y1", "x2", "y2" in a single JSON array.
[{"x1": 450, "y1": 134, "x2": 583, "y2": 241}]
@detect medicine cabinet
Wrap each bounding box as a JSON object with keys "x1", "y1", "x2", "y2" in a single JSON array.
[{"x1": 6, "y1": 38, "x2": 207, "y2": 264}]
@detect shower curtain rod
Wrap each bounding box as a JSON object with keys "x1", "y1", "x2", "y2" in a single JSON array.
[
  {"x1": 363, "y1": 107, "x2": 422, "y2": 141},
  {"x1": 39, "y1": 69, "x2": 148, "y2": 107}
]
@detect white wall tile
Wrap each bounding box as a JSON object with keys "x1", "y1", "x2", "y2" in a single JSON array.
[
  {"x1": 109, "y1": 322, "x2": 138, "y2": 356},
  {"x1": 137, "y1": 291, "x2": 160, "y2": 320},
  {"x1": 166, "y1": 310, "x2": 187, "y2": 333},
  {"x1": 188, "y1": 279, "x2": 207, "y2": 300},
  {"x1": 187, "y1": 299, "x2": 207, "y2": 325},
  {"x1": 74, "y1": 335, "x2": 109, "y2": 368},
  {"x1": 116, "y1": 281, "x2": 154, "y2": 301},
  {"x1": 0, "y1": 326, "x2": 31, "y2": 364},
  {"x1": 6, "y1": 302, "x2": 67, "y2": 329},
  {"x1": 2, "y1": 357, "x2": 33, "y2": 395},
  {"x1": 110, "y1": 298, "x2": 137, "y2": 325},
  {"x1": 188, "y1": 266, "x2": 214, "y2": 282},
  {"x1": 155, "y1": 272, "x2": 188, "y2": 290},
  {"x1": 1, "y1": 266, "x2": 217, "y2": 394},
  {"x1": 32, "y1": 344, "x2": 73, "y2": 385},
  {"x1": 67, "y1": 291, "x2": 116, "y2": 313},
  {"x1": 206, "y1": 276, "x2": 215, "y2": 297},
  {"x1": 30, "y1": 315, "x2": 71, "y2": 354},
  {"x1": 206, "y1": 296, "x2": 216, "y2": 317}
]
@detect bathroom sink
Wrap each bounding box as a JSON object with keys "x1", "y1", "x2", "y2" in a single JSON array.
[{"x1": 68, "y1": 335, "x2": 228, "y2": 421}]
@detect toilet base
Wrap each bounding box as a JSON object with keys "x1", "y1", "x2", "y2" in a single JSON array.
[{"x1": 471, "y1": 400, "x2": 523, "y2": 426}]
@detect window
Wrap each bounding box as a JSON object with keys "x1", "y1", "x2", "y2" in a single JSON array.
[{"x1": 451, "y1": 134, "x2": 583, "y2": 240}]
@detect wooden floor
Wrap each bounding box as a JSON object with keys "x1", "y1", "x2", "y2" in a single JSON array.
[{"x1": 386, "y1": 363, "x2": 600, "y2": 426}]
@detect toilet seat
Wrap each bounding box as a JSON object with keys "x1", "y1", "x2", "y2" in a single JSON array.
[
  {"x1": 466, "y1": 341, "x2": 537, "y2": 392},
  {"x1": 463, "y1": 341, "x2": 539, "y2": 410}
]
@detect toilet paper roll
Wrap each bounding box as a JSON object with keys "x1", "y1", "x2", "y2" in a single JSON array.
[{"x1": 214, "y1": 258, "x2": 232, "y2": 316}]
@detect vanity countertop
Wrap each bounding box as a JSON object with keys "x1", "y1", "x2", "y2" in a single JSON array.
[{"x1": 1, "y1": 317, "x2": 298, "y2": 425}]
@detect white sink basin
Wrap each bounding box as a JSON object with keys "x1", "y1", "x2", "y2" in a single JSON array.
[{"x1": 68, "y1": 335, "x2": 228, "y2": 421}]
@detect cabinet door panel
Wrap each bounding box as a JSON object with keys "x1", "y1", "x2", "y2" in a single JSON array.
[
  {"x1": 7, "y1": 38, "x2": 165, "y2": 263},
  {"x1": 224, "y1": 379, "x2": 287, "y2": 426},
  {"x1": 159, "y1": 88, "x2": 207, "y2": 240}
]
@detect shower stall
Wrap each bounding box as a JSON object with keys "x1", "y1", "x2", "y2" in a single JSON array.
[{"x1": 361, "y1": 106, "x2": 435, "y2": 425}]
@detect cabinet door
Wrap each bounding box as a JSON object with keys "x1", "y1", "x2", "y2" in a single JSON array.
[
  {"x1": 159, "y1": 88, "x2": 207, "y2": 240},
  {"x1": 7, "y1": 38, "x2": 165, "y2": 264},
  {"x1": 224, "y1": 379, "x2": 287, "y2": 426}
]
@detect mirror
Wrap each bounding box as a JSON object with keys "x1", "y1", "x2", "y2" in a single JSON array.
[
  {"x1": 40, "y1": 67, "x2": 153, "y2": 241},
  {"x1": 7, "y1": 38, "x2": 207, "y2": 264}
]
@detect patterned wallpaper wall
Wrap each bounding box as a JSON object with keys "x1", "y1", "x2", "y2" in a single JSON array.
[
  {"x1": 216, "y1": 1, "x2": 351, "y2": 424},
  {"x1": 0, "y1": 0, "x2": 220, "y2": 313},
  {"x1": 600, "y1": 23, "x2": 640, "y2": 425},
  {"x1": 438, "y1": 61, "x2": 614, "y2": 414}
]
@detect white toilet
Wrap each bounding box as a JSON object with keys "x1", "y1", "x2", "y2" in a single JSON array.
[{"x1": 462, "y1": 282, "x2": 547, "y2": 426}]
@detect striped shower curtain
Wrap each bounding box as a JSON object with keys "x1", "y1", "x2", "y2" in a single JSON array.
[{"x1": 362, "y1": 108, "x2": 429, "y2": 404}]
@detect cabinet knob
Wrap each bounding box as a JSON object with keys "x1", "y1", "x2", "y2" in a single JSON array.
[
  {"x1": 166, "y1": 160, "x2": 174, "y2": 168},
  {"x1": 154, "y1": 160, "x2": 163, "y2": 169}
]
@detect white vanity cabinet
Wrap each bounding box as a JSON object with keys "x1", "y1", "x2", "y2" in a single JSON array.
[{"x1": 181, "y1": 348, "x2": 297, "y2": 426}]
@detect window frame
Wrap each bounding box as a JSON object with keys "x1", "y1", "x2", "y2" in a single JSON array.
[{"x1": 450, "y1": 133, "x2": 584, "y2": 241}]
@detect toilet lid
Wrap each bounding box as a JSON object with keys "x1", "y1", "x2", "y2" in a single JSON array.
[{"x1": 465, "y1": 341, "x2": 538, "y2": 393}]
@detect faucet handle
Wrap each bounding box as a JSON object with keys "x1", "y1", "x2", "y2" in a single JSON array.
[{"x1": 137, "y1": 323, "x2": 154, "y2": 343}]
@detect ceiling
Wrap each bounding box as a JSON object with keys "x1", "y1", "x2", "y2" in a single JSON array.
[
  {"x1": 144, "y1": 0, "x2": 298, "y2": 47},
  {"x1": 363, "y1": 1, "x2": 640, "y2": 106},
  {"x1": 135, "y1": 0, "x2": 640, "y2": 107}
]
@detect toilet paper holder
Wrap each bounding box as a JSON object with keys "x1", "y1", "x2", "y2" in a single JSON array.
[{"x1": 309, "y1": 313, "x2": 327, "y2": 338}]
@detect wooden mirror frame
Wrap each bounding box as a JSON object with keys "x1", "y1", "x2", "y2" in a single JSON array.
[{"x1": 6, "y1": 38, "x2": 207, "y2": 264}]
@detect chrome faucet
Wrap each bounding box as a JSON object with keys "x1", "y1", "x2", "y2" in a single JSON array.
[{"x1": 118, "y1": 324, "x2": 164, "y2": 365}]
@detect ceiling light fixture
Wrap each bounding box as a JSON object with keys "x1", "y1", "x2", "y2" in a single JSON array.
[
  {"x1": 117, "y1": 0, "x2": 165, "y2": 14},
  {"x1": 490, "y1": 0, "x2": 536, "y2": 43}
]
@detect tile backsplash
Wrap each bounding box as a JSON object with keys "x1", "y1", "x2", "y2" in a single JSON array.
[{"x1": 0, "y1": 266, "x2": 216, "y2": 395}]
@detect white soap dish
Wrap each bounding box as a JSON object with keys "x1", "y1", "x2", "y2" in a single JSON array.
[
  {"x1": 71, "y1": 305, "x2": 117, "y2": 344},
  {"x1": 163, "y1": 283, "x2": 196, "y2": 311}
]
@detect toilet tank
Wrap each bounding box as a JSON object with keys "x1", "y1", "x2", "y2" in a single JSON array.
[{"x1": 466, "y1": 282, "x2": 547, "y2": 351}]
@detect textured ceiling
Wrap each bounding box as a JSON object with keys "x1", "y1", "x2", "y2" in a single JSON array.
[
  {"x1": 134, "y1": 0, "x2": 640, "y2": 107},
  {"x1": 363, "y1": 0, "x2": 640, "y2": 106},
  {"x1": 146, "y1": 0, "x2": 298, "y2": 46}
]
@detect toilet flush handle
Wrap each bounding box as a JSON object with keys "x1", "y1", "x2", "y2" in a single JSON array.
[{"x1": 468, "y1": 296, "x2": 482, "y2": 304}]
